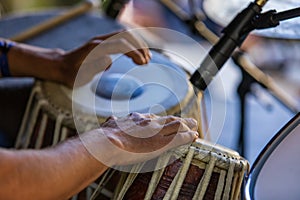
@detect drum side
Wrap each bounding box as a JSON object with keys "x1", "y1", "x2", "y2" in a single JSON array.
[{"x1": 119, "y1": 143, "x2": 248, "y2": 200}]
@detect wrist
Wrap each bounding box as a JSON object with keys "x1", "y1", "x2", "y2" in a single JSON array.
[
  {"x1": 55, "y1": 52, "x2": 76, "y2": 88},
  {"x1": 55, "y1": 135, "x2": 110, "y2": 172},
  {"x1": 0, "y1": 40, "x2": 15, "y2": 77},
  {"x1": 80, "y1": 129, "x2": 119, "y2": 167}
]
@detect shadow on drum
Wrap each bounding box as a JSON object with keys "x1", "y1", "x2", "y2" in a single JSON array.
[{"x1": 245, "y1": 113, "x2": 300, "y2": 200}]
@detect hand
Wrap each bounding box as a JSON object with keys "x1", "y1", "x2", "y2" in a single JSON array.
[
  {"x1": 80, "y1": 113, "x2": 199, "y2": 167},
  {"x1": 58, "y1": 30, "x2": 151, "y2": 87}
]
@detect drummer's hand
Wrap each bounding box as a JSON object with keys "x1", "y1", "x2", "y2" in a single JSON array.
[
  {"x1": 60, "y1": 30, "x2": 151, "y2": 87},
  {"x1": 81, "y1": 113, "x2": 199, "y2": 166}
]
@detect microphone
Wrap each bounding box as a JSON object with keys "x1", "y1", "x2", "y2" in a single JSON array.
[
  {"x1": 101, "y1": 0, "x2": 131, "y2": 19},
  {"x1": 190, "y1": 0, "x2": 268, "y2": 91}
]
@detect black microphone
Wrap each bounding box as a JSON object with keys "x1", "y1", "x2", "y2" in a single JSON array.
[
  {"x1": 190, "y1": 1, "x2": 266, "y2": 91},
  {"x1": 101, "y1": 0, "x2": 130, "y2": 19}
]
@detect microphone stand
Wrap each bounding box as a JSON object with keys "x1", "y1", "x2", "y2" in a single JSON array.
[{"x1": 160, "y1": 0, "x2": 300, "y2": 156}]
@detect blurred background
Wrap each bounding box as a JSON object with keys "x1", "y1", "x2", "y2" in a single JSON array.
[
  {"x1": 0, "y1": 0, "x2": 80, "y2": 14},
  {"x1": 0, "y1": 0, "x2": 299, "y2": 166}
]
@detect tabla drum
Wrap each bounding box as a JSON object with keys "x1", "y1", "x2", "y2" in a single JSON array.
[
  {"x1": 96, "y1": 138, "x2": 249, "y2": 200},
  {"x1": 245, "y1": 113, "x2": 300, "y2": 200},
  {"x1": 2, "y1": 8, "x2": 204, "y2": 200}
]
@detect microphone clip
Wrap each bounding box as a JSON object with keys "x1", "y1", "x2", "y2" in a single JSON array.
[{"x1": 252, "y1": 7, "x2": 300, "y2": 30}]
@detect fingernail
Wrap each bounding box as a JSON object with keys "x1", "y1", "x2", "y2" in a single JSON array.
[
  {"x1": 141, "y1": 57, "x2": 147, "y2": 65},
  {"x1": 193, "y1": 131, "x2": 199, "y2": 141},
  {"x1": 105, "y1": 66, "x2": 110, "y2": 71},
  {"x1": 146, "y1": 55, "x2": 151, "y2": 63}
]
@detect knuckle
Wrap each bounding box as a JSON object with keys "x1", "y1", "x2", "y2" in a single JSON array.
[
  {"x1": 119, "y1": 38, "x2": 128, "y2": 45},
  {"x1": 165, "y1": 115, "x2": 178, "y2": 121}
]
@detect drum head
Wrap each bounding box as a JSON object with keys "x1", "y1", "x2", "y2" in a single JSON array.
[
  {"x1": 245, "y1": 113, "x2": 300, "y2": 200},
  {"x1": 202, "y1": 0, "x2": 300, "y2": 39},
  {"x1": 63, "y1": 50, "x2": 190, "y2": 117}
]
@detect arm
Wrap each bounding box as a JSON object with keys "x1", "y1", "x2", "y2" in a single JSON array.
[
  {"x1": 0, "y1": 137, "x2": 107, "y2": 200},
  {"x1": 0, "y1": 113, "x2": 198, "y2": 200},
  {"x1": 1, "y1": 30, "x2": 151, "y2": 87}
]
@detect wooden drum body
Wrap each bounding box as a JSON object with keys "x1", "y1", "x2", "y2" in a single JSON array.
[{"x1": 105, "y1": 139, "x2": 249, "y2": 200}]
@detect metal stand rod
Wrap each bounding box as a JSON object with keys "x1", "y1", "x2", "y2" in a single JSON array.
[
  {"x1": 273, "y1": 7, "x2": 300, "y2": 22},
  {"x1": 237, "y1": 71, "x2": 253, "y2": 156}
]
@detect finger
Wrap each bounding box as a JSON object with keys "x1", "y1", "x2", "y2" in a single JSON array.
[
  {"x1": 166, "y1": 131, "x2": 199, "y2": 148},
  {"x1": 130, "y1": 113, "x2": 158, "y2": 126},
  {"x1": 100, "y1": 39, "x2": 147, "y2": 65},
  {"x1": 159, "y1": 120, "x2": 192, "y2": 136},
  {"x1": 91, "y1": 30, "x2": 125, "y2": 41},
  {"x1": 128, "y1": 112, "x2": 159, "y2": 121},
  {"x1": 120, "y1": 31, "x2": 151, "y2": 61},
  {"x1": 160, "y1": 116, "x2": 198, "y2": 131},
  {"x1": 93, "y1": 30, "x2": 151, "y2": 61},
  {"x1": 105, "y1": 115, "x2": 118, "y2": 122},
  {"x1": 181, "y1": 118, "x2": 198, "y2": 131},
  {"x1": 136, "y1": 119, "x2": 152, "y2": 126},
  {"x1": 100, "y1": 116, "x2": 118, "y2": 127},
  {"x1": 155, "y1": 115, "x2": 180, "y2": 125},
  {"x1": 128, "y1": 112, "x2": 144, "y2": 120},
  {"x1": 126, "y1": 113, "x2": 152, "y2": 126},
  {"x1": 155, "y1": 115, "x2": 196, "y2": 130},
  {"x1": 136, "y1": 113, "x2": 158, "y2": 119},
  {"x1": 125, "y1": 49, "x2": 147, "y2": 65}
]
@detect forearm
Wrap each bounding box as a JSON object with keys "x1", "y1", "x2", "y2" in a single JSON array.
[
  {"x1": 0, "y1": 135, "x2": 108, "y2": 200},
  {"x1": 1, "y1": 38, "x2": 65, "y2": 82}
]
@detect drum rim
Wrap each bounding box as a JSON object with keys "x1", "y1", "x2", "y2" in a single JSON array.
[{"x1": 244, "y1": 112, "x2": 300, "y2": 200}]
